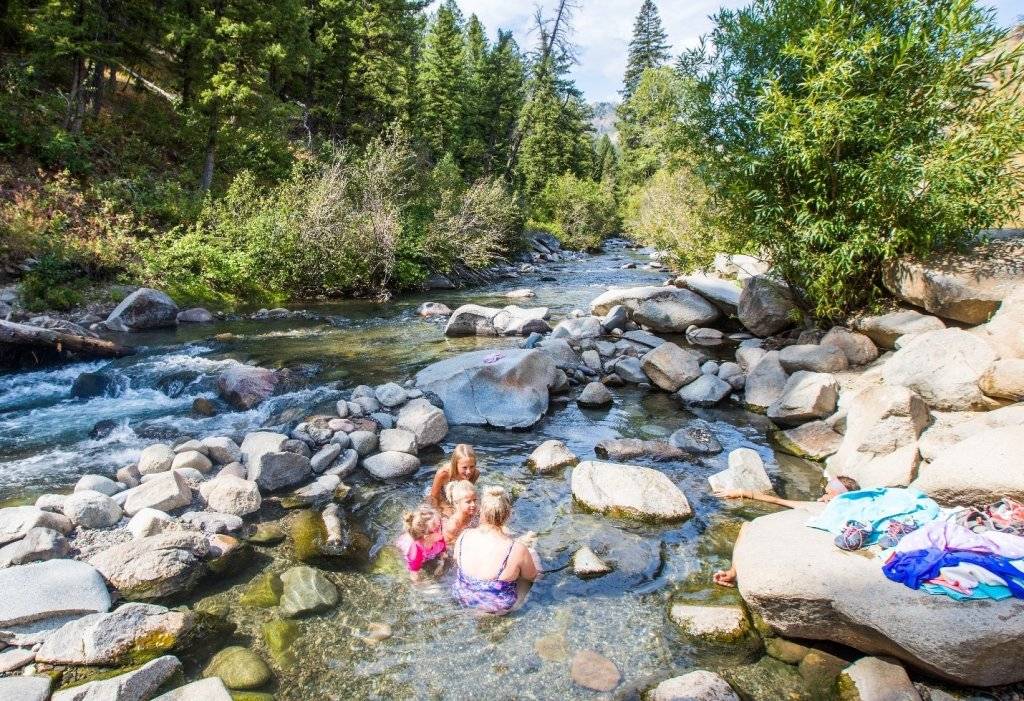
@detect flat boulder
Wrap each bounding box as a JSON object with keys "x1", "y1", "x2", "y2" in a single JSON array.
[
  {"x1": 104, "y1": 288, "x2": 179, "y2": 332},
  {"x1": 733, "y1": 508, "x2": 1024, "y2": 686},
  {"x1": 444, "y1": 304, "x2": 549, "y2": 336},
  {"x1": 528, "y1": 440, "x2": 579, "y2": 474},
  {"x1": 852, "y1": 310, "x2": 945, "y2": 350},
  {"x1": 675, "y1": 274, "x2": 742, "y2": 314},
  {"x1": 415, "y1": 349, "x2": 557, "y2": 429},
  {"x1": 669, "y1": 420, "x2": 723, "y2": 455},
  {"x1": 0, "y1": 506, "x2": 72, "y2": 546},
  {"x1": 217, "y1": 365, "x2": 278, "y2": 410},
  {"x1": 0, "y1": 560, "x2": 110, "y2": 627},
  {"x1": 766, "y1": 371, "x2": 839, "y2": 425},
  {"x1": 882, "y1": 328, "x2": 998, "y2": 411},
  {"x1": 589, "y1": 286, "x2": 720, "y2": 333},
  {"x1": 571, "y1": 460, "x2": 691, "y2": 522},
  {"x1": 52, "y1": 655, "x2": 181, "y2": 701},
  {"x1": 37, "y1": 603, "x2": 192, "y2": 665},
  {"x1": 641, "y1": 343, "x2": 702, "y2": 391},
  {"x1": 737, "y1": 276, "x2": 797, "y2": 337},
  {"x1": 362, "y1": 451, "x2": 420, "y2": 480},
  {"x1": 120, "y1": 470, "x2": 192, "y2": 516},
  {"x1": 89, "y1": 532, "x2": 209, "y2": 600},
  {"x1": 882, "y1": 237, "x2": 1024, "y2": 324},
  {"x1": 912, "y1": 425, "x2": 1024, "y2": 505},
  {"x1": 677, "y1": 375, "x2": 732, "y2": 407},
  {"x1": 778, "y1": 344, "x2": 848, "y2": 374},
  {"x1": 594, "y1": 439, "x2": 686, "y2": 462}
]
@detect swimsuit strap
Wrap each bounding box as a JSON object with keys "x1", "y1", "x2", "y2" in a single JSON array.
[{"x1": 495, "y1": 540, "x2": 516, "y2": 580}]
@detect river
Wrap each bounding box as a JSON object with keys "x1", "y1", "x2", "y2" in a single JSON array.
[{"x1": 0, "y1": 242, "x2": 828, "y2": 699}]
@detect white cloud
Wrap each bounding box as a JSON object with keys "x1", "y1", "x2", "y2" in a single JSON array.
[{"x1": 453, "y1": 0, "x2": 1024, "y2": 103}]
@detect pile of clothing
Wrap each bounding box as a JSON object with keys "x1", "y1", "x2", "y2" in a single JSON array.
[{"x1": 808, "y1": 489, "x2": 1024, "y2": 601}]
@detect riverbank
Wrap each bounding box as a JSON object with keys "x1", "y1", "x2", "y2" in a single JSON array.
[{"x1": 1, "y1": 238, "x2": 1023, "y2": 700}]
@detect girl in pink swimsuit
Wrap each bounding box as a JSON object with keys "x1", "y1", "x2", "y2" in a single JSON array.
[{"x1": 397, "y1": 504, "x2": 447, "y2": 581}]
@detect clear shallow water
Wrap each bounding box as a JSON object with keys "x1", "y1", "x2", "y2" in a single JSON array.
[{"x1": 0, "y1": 245, "x2": 827, "y2": 698}]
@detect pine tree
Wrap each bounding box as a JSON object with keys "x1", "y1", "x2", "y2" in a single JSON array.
[
  {"x1": 460, "y1": 13, "x2": 489, "y2": 177},
  {"x1": 593, "y1": 134, "x2": 618, "y2": 184},
  {"x1": 415, "y1": 0, "x2": 468, "y2": 161},
  {"x1": 621, "y1": 0, "x2": 670, "y2": 100},
  {"x1": 479, "y1": 30, "x2": 526, "y2": 177}
]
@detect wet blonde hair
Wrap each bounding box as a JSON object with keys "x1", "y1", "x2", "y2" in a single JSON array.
[
  {"x1": 445, "y1": 479, "x2": 477, "y2": 505},
  {"x1": 402, "y1": 503, "x2": 440, "y2": 541},
  {"x1": 446, "y1": 444, "x2": 479, "y2": 482},
  {"x1": 479, "y1": 486, "x2": 512, "y2": 527}
]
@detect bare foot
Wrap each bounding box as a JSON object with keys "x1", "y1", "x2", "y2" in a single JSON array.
[{"x1": 713, "y1": 567, "x2": 736, "y2": 587}]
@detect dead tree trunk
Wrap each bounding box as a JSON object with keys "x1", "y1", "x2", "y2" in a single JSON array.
[{"x1": 0, "y1": 320, "x2": 135, "y2": 369}]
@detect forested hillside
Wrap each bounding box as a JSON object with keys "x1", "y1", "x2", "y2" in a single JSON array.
[{"x1": 0, "y1": 0, "x2": 619, "y2": 307}]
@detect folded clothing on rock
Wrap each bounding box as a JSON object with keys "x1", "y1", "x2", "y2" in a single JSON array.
[
  {"x1": 807, "y1": 487, "x2": 941, "y2": 545},
  {"x1": 893, "y1": 520, "x2": 1024, "y2": 560},
  {"x1": 883, "y1": 548, "x2": 1024, "y2": 599}
]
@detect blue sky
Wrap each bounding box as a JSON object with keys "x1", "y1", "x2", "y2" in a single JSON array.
[{"x1": 454, "y1": 0, "x2": 1024, "y2": 102}]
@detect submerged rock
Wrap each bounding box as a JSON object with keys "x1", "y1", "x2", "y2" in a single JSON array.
[
  {"x1": 648, "y1": 671, "x2": 740, "y2": 701},
  {"x1": 594, "y1": 438, "x2": 686, "y2": 462},
  {"x1": 279, "y1": 565, "x2": 339, "y2": 618},
  {"x1": 571, "y1": 460, "x2": 691, "y2": 522},
  {"x1": 527, "y1": 440, "x2": 579, "y2": 474},
  {"x1": 670, "y1": 420, "x2": 723, "y2": 455},
  {"x1": 203, "y1": 646, "x2": 272, "y2": 690},
  {"x1": 669, "y1": 603, "x2": 753, "y2": 645},
  {"x1": 572, "y1": 546, "x2": 611, "y2": 578},
  {"x1": 52, "y1": 655, "x2": 181, "y2": 701},
  {"x1": 570, "y1": 649, "x2": 621, "y2": 692}
]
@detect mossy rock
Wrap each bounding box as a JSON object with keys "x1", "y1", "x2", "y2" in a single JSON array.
[
  {"x1": 175, "y1": 609, "x2": 238, "y2": 670},
  {"x1": 723, "y1": 656, "x2": 817, "y2": 701},
  {"x1": 208, "y1": 542, "x2": 254, "y2": 576},
  {"x1": 230, "y1": 692, "x2": 276, "y2": 701},
  {"x1": 203, "y1": 646, "x2": 273, "y2": 690},
  {"x1": 765, "y1": 637, "x2": 811, "y2": 665},
  {"x1": 240, "y1": 572, "x2": 284, "y2": 608},
  {"x1": 248, "y1": 523, "x2": 286, "y2": 545},
  {"x1": 262, "y1": 619, "x2": 301, "y2": 668},
  {"x1": 799, "y1": 650, "x2": 850, "y2": 698},
  {"x1": 291, "y1": 510, "x2": 328, "y2": 563},
  {"x1": 370, "y1": 546, "x2": 405, "y2": 577}
]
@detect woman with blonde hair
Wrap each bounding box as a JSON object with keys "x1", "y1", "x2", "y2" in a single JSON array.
[
  {"x1": 452, "y1": 486, "x2": 539, "y2": 615},
  {"x1": 429, "y1": 444, "x2": 480, "y2": 512}
]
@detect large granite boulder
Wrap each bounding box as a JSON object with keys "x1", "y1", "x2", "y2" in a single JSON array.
[
  {"x1": 641, "y1": 343, "x2": 702, "y2": 391},
  {"x1": 415, "y1": 349, "x2": 557, "y2": 429},
  {"x1": 882, "y1": 328, "x2": 999, "y2": 411},
  {"x1": 199, "y1": 475, "x2": 261, "y2": 516},
  {"x1": 0, "y1": 506, "x2": 72, "y2": 546},
  {"x1": 912, "y1": 425, "x2": 1024, "y2": 504},
  {"x1": 766, "y1": 371, "x2": 839, "y2": 425},
  {"x1": 733, "y1": 508, "x2": 1024, "y2": 686},
  {"x1": 882, "y1": 237, "x2": 1024, "y2": 324},
  {"x1": 825, "y1": 386, "x2": 928, "y2": 488},
  {"x1": 0, "y1": 560, "x2": 110, "y2": 627},
  {"x1": 974, "y1": 285, "x2": 1024, "y2": 360},
  {"x1": 778, "y1": 344, "x2": 848, "y2": 374},
  {"x1": 396, "y1": 398, "x2": 448, "y2": 447},
  {"x1": 737, "y1": 276, "x2": 797, "y2": 337},
  {"x1": 571, "y1": 460, "x2": 691, "y2": 522},
  {"x1": 852, "y1": 310, "x2": 945, "y2": 350},
  {"x1": 980, "y1": 358, "x2": 1024, "y2": 401},
  {"x1": 742, "y1": 351, "x2": 788, "y2": 412},
  {"x1": 52, "y1": 655, "x2": 181, "y2": 701},
  {"x1": 119, "y1": 470, "x2": 192, "y2": 516},
  {"x1": 589, "y1": 286, "x2": 720, "y2": 333},
  {"x1": 89, "y1": 532, "x2": 209, "y2": 600},
  {"x1": 444, "y1": 304, "x2": 550, "y2": 336},
  {"x1": 104, "y1": 288, "x2": 179, "y2": 332},
  {"x1": 819, "y1": 327, "x2": 879, "y2": 366},
  {"x1": 217, "y1": 365, "x2": 278, "y2": 410},
  {"x1": 675, "y1": 274, "x2": 742, "y2": 315}
]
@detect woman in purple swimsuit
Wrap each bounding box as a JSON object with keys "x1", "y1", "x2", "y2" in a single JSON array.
[{"x1": 452, "y1": 486, "x2": 540, "y2": 615}]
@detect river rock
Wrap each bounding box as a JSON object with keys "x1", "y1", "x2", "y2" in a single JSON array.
[
  {"x1": 708, "y1": 448, "x2": 773, "y2": 494},
  {"x1": 444, "y1": 304, "x2": 550, "y2": 336},
  {"x1": 0, "y1": 506, "x2": 72, "y2": 546},
  {"x1": 349, "y1": 430, "x2": 378, "y2": 456},
  {"x1": 641, "y1": 343, "x2": 702, "y2": 391},
  {"x1": 737, "y1": 276, "x2": 797, "y2": 337},
  {"x1": 418, "y1": 302, "x2": 452, "y2": 318},
  {"x1": 0, "y1": 647, "x2": 36, "y2": 672},
  {"x1": 324, "y1": 448, "x2": 359, "y2": 478},
  {"x1": 743, "y1": 352, "x2": 788, "y2": 412},
  {"x1": 0, "y1": 527, "x2": 68, "y2": 567},
  {"x1": 735, "y1": 341, "x2": 767, "y2": 371},
  {"x1": 670, "y1": 604, "x2": 751, "y2": 644},
  {"x1": 309, "y1": 443, "x2": 342, "y2": 472},
  {"x1": 70, "y1": 371, "x2": 113, "y2": 399},
  {"x1": 362, "y1": 451, "x2": 420, "y2": 479},
  {"x1": 852, "y1": 310, "x2": 946, "y2": 350},
  {"x1": 838, "y1": 656, "x2": 920, "y2": 701},
  {"x1": 767, "y1": 371, "x2": 838, "y2": 425},
  {"x1": 203, "y1": 646, "x2": 272, "y2": 690},
  {"x1": 74, "y1": 474, "x2": 121, "y2": 496},
  {"x1": 415, "y1": 349, "x2": 557, "y2": 429},
  {"x1": 578, "y1": 381, "x2": 613, "y2": 408},
  {"x1": 669, "y1": 420, "x2": 723, "y2": 454},
  {"x1": 975, "y1": 284, "x2": 1024, "y2": 359},
  {"x1": 528, "y1": 440, "x2": 579, "y2": 473},
  {"x1": 0, "y1": 559, "x2": 110, "y2": 627},
  {"x1": 63, "y1": 489, "x2": 122, "y2": 529},
  {"x1": 172, "y1": 449, "x2": 213, "y2": 473},
  {"x1": 610, "y1": 356, "x2": 647, "y2": 383},
  {"x1": 378, "y1": 428, "x2": 417, "y2": 454},
  {"x1": 571, "y1": 460, "x2": 691, "y2": 522},
  {"x1": 980, "y1": 359, "x2": 1024, "y2": 400},
  {"x1": 570, "y1": 649, "x2": 621, "y2": 692},
  {"x1": 0, "y1": 677, "x2": 51, "y2": 701},
  {"x1": 126, "y1": 508, "x2": 173, "y2": 539},
  {"x1": 248, "y1": 451, "x2": 312, "y2": 492},
  {"x1": 595, "y1": 438, "x2": 686, "y2": 462},
  {"x1": 601, "y1": 304, "x2": 629, "y2": 332},
  {"x1": 35, "y1": 493, "x2": 67, "y2": 512},
  {"x1": 551, "y1": 316, "x2": 604, "y2": 340},
  {"x1": 572, "y1": 546, "x2": 611, "y2": 578},
  {"x1": 37, "y1": 603, "x2": 192, "y2": 665},
  {"x1": 138, "y1": 443, "x2": 176, "y2": 475},
  {"x1": 374, "y1": 382, "x2": 407, "y2": 408},
  {"x1": 154, "y1": 677, "x2": 233, "y2": 701},
  {"x1": 913, "y1": 425, "x2": 1024, "y2": 504},
  {"x1": 826, "y1": 386, "x2": 928, "y2": 488},
  {"x1": 772, "y1": 421, "x2": 842, "y2": 461},
  {"x1": 676, "y1": 273, "x2": 742, "y2": 314},
  {"x1": 286, "y1": 474, "x2": 342, "y2": 507},
  {"x1": 217, "y1": 365, "x2": 278, "y2": 410},
  {"x1": 177, "y1": 307, "x2": 214, "y2": 323},
  {"x1": 52, "y1": 654, "x2": 181, "y2": 701},
  {"x1": 120, "y1": 470, "x2": 192, "y2": 516},
  {"x1": 590, "y1": 286, "x2": 720, "y2": 332},
  {"x1": 89, "y1": 532, "x2": 209, "y2": 600},
  {"x1": 648, "y1": 670, "x2": 740, "y2": 701},
  {"x1": 180, "y1": 510, "x2": 243, "y2": 534},
  {"x1": 104, "y1": 288, "x2": 179, "y2": 332},
  {"x1": 677, "y1": 374, "x2": 732, "y2": 407},
  {"x1": 624, "y1": 329, "x2": 667, "y2": 348},
  {"x1": 882, "y1": 328, "x2": 998, "y2": 411},
  {"x1": 778, "y1": 344, "x2": 849, "y2": 374},
  {"x1": 279, "y1": 565, "x2": 339, "y2": 617},
  {"x1": 396, "y1": 398, "x2": 448, "y2": 447},
  {"x1": 882, "y1": 238, "x2": 1024, "y2": 324},
  {"x1": 733, "y1": 507, "x2": 1024, "y2": 686},
  {"x1": 820, "y1": 327, "x2": 878, "y2": 366}
]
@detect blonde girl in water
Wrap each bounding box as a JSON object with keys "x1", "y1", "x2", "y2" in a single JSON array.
[
  {"x1": 396, "y1": 503, "x2": 447, "y2": 582},
  {"x1": 442, "y1": 480, "x2": 478, "y2": 546},
  {"x1": 430, "y1": 444, "x2": 480, "y2": 512}
]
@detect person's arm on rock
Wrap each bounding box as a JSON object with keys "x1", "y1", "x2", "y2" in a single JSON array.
[{"x1": 713, "y1": 487, "x2": 811, "y2": 510}]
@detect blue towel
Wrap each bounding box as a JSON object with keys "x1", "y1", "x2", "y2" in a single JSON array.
[
  {"x1": 921, "y1": 582, "x2": 1013, "y2": 601},
  {"x1": 807, "y1": 487, "x2": 941, "y2": 544},
  {"x1": 883, "y1": 549, "x2": 1024, "y2": 598}
]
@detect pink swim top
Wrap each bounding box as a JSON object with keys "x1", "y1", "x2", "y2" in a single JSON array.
[{"x1": 397, "y1": 526, "x2": 447, "y2": 572}]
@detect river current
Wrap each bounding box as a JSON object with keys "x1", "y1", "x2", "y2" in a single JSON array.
[{"x1": 0, "y1": 243, "x2": 827, "y2": 699}]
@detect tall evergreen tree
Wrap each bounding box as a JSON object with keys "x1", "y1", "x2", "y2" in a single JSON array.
[
  {"x1": 593, "y1": 134, "x2": 618, "y2": 184},
  {"x1": 621, "y1": 0, "x2": 670, "y2": 100},
  {"x1": 415, "y1": 0, "x2": 467, "y2": 162},
  {"x1": 460, "y1": 14, "x2": 490, "y2": 178},
  {"x1": 480, "y1": 30, "x2": 526, "y2": 177}
]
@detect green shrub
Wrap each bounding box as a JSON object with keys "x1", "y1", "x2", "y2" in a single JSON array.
[
  {"x1": 19, "y1": 253, "x2": 85, "y2": 312},
  {"x1": 532, "y1": 173, "x2": 619, "y2": 251}
]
